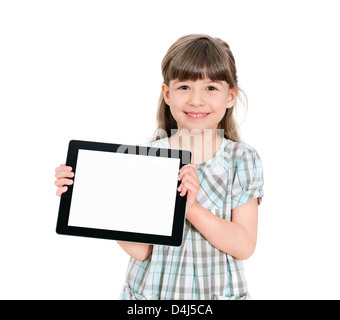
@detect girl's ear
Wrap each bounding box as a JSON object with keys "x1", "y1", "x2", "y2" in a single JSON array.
[
  {"x1": 227, "y1": 87, "x2": 238, "y2": 109},
  {"x1": 161, "y1": 83, "x2": 171, "y2": 105}
]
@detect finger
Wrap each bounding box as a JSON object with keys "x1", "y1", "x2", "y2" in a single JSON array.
[
  {"x1": 55, "y1": 170, "x2": 75, "y2": 179},
  {"x1": 178, "y1": 165, "x2": 197, "y2": 180},
  {"x1": 180, "y1": 174, "x2": 200, "y2": 188},
  {"x1": 182, "y1": 163, "x2": 197, "y2": 171},
  {"x1": 185, "y1": 181, "x2": 199, "y2": 194},
  {"x1": 56, "y1": 186, "x2": 68, "y2": 197},
  {"x1": 179, "y1": 163, "x2": 196, "y2": 173},
  {"x1": 55, "y1": 165, "x2": 73, "y2": 173},
  {"x1": 179, "y1": 181, "x2": 197, "y2": 197},
  {"x1": 178, "y1": 168, "x2": 200, "y2": 183},
  {"x1": 180, "y1": 181, "x2": 198, "y2": 197},
  {"x1": 178, "y1": 184, "x2": 187, "y2": 196},
  {"x1": 54, "y1": 178, "x2": 74, "y2": 188}
]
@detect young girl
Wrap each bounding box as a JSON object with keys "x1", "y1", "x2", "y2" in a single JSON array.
[{"x1": 54, "y1": 34, "x2": 264, "y2": 300}]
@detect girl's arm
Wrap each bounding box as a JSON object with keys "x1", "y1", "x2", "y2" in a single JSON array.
[
  {"x1": 186, "y1": 198, "x2": 258, "y2": 260},
  {"x1": 117, "y1": 241, "x2": 153, "y2": 261},
  {"x1": 178, "y1": 163, "x2": 258, "y2": 260}
]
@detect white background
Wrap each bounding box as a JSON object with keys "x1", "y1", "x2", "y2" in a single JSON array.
[{"x1": 1, "y1": 0, "x2": 339, "y2": 300}]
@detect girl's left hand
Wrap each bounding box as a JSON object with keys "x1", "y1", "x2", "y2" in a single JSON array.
[{"x1": 177, "y1": 163, "x2": 200, "y2": 214}]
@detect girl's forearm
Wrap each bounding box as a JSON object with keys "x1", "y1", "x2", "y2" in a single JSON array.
[
  {"x1": 186, "y1": 202, "x2": 255, "y2": 260},
  {"x1": 117, "y1": 241, "x2": 153, "y2": 261}
]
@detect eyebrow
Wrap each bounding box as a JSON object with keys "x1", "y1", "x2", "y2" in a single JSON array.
[
  {"x1": 173, "y1": 79, "x2": 223, "y2": 85},
  {"x1": 208, "y1": 80, "x2": 223, "y2": 85}
]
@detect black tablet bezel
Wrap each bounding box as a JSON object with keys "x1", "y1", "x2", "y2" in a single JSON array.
[{"x1": 56, "y1": 139, "x2": 191, "y2": 246}]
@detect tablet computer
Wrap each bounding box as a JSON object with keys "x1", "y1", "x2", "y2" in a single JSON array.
[{"x1": 56, "y1": 139, "x2": 191, "y2": 246}]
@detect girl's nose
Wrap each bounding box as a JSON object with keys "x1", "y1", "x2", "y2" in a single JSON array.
[{"x1": 188, "y1": 89, "x2": 205, "y2": 106}]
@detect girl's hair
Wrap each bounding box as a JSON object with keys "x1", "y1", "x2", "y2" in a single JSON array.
[{"x1": 151, "y1": 34, "x2": 246, "y2": 142}]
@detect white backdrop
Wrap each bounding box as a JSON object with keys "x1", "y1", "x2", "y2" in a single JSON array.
[{"x1": 1, "y1": 0, "x2": 339, "y2": 300}]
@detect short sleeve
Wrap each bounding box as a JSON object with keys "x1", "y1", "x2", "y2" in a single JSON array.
[{"x1": 231, "y1": 147, "x2": 264, "y2": 210}]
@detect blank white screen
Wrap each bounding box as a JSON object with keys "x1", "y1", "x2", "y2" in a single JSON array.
[{"x1": 68, "y1": 149, "x2": 180, "y2": 236}]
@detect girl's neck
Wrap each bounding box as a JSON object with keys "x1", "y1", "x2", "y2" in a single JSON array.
[{"x1": 168, "y1": 129, "x2": 223, "y2": 165}]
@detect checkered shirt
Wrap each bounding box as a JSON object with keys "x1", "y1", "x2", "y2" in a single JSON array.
[{"x1": 120, "y1": 137, "x2": 264, "y2": 300}]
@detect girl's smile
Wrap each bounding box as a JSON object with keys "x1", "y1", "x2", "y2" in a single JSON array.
[{"x1": 185, "y1": 112, "x2": 210, "y2": 119}]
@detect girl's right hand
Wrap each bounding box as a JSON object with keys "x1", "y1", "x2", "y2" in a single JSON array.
[{"x1": 54, "y1": 164, "x2": 74, "y2": 197}]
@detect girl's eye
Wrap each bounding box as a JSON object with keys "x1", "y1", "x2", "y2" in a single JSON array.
[
  {"x1": 177, "y1": 85, "x2": 218, "y2": 90},
  {"x1": 178, "y1": 85, "x2": 189, "y2": 90}
]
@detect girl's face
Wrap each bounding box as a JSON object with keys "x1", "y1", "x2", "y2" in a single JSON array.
[{"x1": 161, "y1": 77, "x2": 237, "y2": 133}]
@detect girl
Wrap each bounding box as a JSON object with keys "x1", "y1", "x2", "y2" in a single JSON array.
[{"x1": 54, "y1": 34, "x2": 264, "y2": 300}]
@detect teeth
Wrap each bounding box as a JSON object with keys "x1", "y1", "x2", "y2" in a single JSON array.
[{"x1": 187, "y1": 113, "x2": 207, "y2": 118}]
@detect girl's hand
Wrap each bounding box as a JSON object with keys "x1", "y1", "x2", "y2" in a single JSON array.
[
  {"x1": 177, "y1": 163, "x2": 200, "y2": 214},
  {"x1": 54, "y1": 164, "x2": 74, "y2": 197}
]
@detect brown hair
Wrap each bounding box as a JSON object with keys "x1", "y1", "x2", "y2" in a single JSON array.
[{"x1": 151, "y1": 34, "x2": 246, "y2": 142}]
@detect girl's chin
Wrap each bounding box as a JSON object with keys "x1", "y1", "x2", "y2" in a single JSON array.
[{"x1": 176, "y1": 126, "x2": 215, "y2": 134}]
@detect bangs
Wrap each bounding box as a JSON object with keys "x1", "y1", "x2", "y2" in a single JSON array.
[{"x1": 163, "y1": 38, "x2": 234, "y2": 85}]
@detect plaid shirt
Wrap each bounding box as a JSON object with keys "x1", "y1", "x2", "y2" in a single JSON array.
[{"x1": 120, "y1": 137, "x2": 264, "y2": 300}]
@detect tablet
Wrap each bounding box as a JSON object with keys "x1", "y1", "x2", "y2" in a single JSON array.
[{"x1": 56, "y1": 140, "x2": 191, "y2": 246}]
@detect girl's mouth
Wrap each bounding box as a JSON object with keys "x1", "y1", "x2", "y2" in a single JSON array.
[{"x1": 185, "y1": 112, "x2": 210, "y2": 119}]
